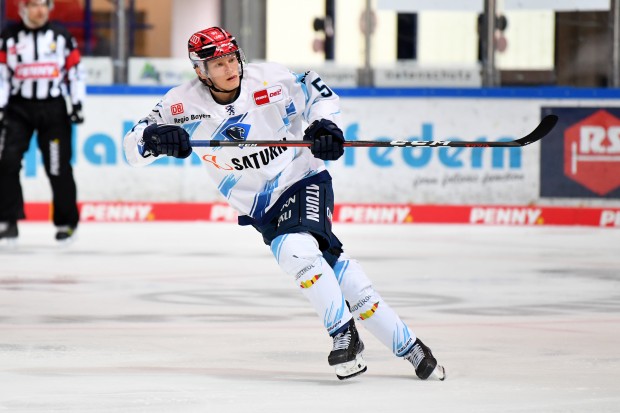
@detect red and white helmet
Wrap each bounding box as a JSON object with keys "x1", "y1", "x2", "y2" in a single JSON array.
[{"x1": 188, "y1": 27, "x2": 245, "y2": 72}]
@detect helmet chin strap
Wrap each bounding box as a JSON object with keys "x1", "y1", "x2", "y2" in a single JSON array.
[{"x1": 204, "y1": 78, "x2": 238, "y2": 94}]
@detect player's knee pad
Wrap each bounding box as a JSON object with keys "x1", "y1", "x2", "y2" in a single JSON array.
[
  {"x1": 332, "y1": 256, "x2": 383, "y2": 318},
  {"x1": 270, "y1": 232, "x2": 323, "y2": 276},
  {"x1": 333, "y1": 255, "x2": 372, "y2": 300},
  {"x1": 271, "y1": 232, "x2": 351, "y2": 335}
]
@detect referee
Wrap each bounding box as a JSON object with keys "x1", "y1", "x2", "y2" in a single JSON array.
[{"x1": 0, "y1": 0, "x2": 85, "y2": 244}]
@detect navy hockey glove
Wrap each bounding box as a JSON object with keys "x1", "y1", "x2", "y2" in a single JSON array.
[
  {"x1": 303, "y1": 119, "x2": 345, "y2": 161},
  {"x1": 69, "y1": 103, "x2": 84, "y2": 124},
  {"x1": 142, "y1": 124, "x2": 192, "y2": 158}
]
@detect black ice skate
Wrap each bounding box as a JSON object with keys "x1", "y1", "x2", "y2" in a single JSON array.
[
  {"x1": 55, "y1": 226, "x2": 76, "y2": 243},
  {"x1": 0, "y1": 221, "x2": 18, "y2": 245},
  {"x1": 328, "y1": 319, "x2": 367, "y2": 380},
  {"x1": 404, "y1": 338, "x2": 446, "y2": 381}
]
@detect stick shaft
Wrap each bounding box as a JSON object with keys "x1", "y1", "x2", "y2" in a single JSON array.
[{"x1": 190, "y1": 115, "x2": 558, "y2": 149}]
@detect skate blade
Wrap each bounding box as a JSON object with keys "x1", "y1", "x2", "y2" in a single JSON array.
[
  {"x1": 56, "y1": 234, "x2": 77, "y2": 246},
  {"x1": 0, "y1": 238, "x2": 18, "y2": 249},
  {"x1": 335, "y1": 353, "x2": 367, "y2": 380},
  {"x1": 431, "y1": 364, "x2": 446, "y2": 381}
]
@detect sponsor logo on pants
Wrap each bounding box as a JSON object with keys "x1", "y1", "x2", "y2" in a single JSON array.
[{"x1": 306, "y1": 184, "x2": 320, "y2": 222}]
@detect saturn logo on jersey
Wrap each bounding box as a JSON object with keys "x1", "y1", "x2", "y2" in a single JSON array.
[
  {"x1": 201, "y1": 154, "x2": 233, "y2": 170},
  {"x1": 253, "y1": 86, "x2": 284, "y2": 106},
  {"x1": 229, "y1": 146, "x2": 288, "y2": 170}
]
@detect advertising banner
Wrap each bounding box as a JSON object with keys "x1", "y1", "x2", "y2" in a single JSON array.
[
  {"x1": 332, "y1": 98, "x2": 543, "y2": 204},
  {"x1": 21, "y1": 95, "x2": 547, "y2": 205},
  {"x1": 17, "y1": 89, "x2": 620, "y2": 226},
  {"x1": 540, "y1": 107, "x2": 620, "y2": 199},
  {"x1": 128, "y1": 58, "x2": 197, "y2": 86},
  {"x1": 81, "y1": 57, "x2": 114, "y2": 85},
  {"x1": 374, "y1": 65, "x2": 481, "y2": 87},
  {"x1": 23, "y1": 202, "x2": 620, "y2": 227}
]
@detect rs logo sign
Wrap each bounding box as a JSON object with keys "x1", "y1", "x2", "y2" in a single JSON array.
[{"x1": 564, "y1": 110, "x2": 620, "y2": 195}]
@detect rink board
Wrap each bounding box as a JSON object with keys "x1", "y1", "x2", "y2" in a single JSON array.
[
  {"x1": 17, "y1": 87, "x2": 620, "y2": 224},
  {"x1": 22, "y1": 201, "x2": 620, "y2": 227}
]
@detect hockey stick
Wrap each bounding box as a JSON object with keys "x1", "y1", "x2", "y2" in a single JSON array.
[{"x1": 190, "y1": 114, "x2": 558, "y2": 149}]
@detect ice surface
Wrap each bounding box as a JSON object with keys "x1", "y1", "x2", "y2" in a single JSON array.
[{"x1": 1, "y1": 222, "x2": 619, "y2": 412}]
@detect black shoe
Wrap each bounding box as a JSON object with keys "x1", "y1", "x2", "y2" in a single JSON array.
[
  {"x1": 404, "y1": 338, "x2": 446, "y2": 380},
  {"x1": 0, "y1": 221, "x2": 18, "y2": 241},
  {"x1": 55, "y1": 226, "x2": 77, "y2": 242},
  {"x1": 328, "y1": 319, "x2": 367, "y2": 380}
]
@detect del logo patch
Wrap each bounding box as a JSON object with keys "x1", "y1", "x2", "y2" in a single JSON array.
[
  {"x1": 253, "y1": 86, "x2": 283, "y2": 106},
  {"x1": 540, "y1": 107, "x2": 620, "y2": 199}
]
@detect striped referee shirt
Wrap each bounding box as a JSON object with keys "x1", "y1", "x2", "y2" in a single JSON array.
[{"x1": 0, "y1": 21, "x2": 85, "y2": 108}]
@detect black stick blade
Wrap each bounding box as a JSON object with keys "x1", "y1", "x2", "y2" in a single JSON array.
[{"x1": 514, "y1": 114, "x2": 559, "y2": 146}]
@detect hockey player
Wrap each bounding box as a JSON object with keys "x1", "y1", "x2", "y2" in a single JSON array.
[
  {"x1": 123, "y1": 27, "x2": 445, "y2": 381},
  {"x1": 0, "y1": 0, "x2": 85, "y2": 243}
]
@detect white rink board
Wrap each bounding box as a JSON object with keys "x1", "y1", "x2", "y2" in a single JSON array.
[
  {"x1": 335, "y1": 98, "x2": 544, "y2": 204},
  {"x1": 19, "y1": 93, "x2": 620, "y2": 205}
]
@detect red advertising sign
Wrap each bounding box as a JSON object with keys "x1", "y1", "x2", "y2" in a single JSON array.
[{"x1": 564, "y1": 110, "x2": 620, "y2": 195}]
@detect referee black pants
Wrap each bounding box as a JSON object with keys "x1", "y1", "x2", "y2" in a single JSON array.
[{"x1": 0, "y1": 97, "x2": 79, "y2": 228}]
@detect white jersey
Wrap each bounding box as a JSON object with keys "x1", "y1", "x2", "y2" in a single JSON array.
[{"x1": 124, "y1": 62, "x2": 341, "y2": 220}]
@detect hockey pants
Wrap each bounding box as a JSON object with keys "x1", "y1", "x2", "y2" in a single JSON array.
[{"x1": 271, "y1": 232, "x2": 416, "y2": 357}]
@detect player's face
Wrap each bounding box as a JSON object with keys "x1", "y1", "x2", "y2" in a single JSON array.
[
  {"x1": 205, "y1": 54, "x2": 240, "y2": 91},
  {"x1": 24, "y1": 0, "x2": 50, "y2": 28}
]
